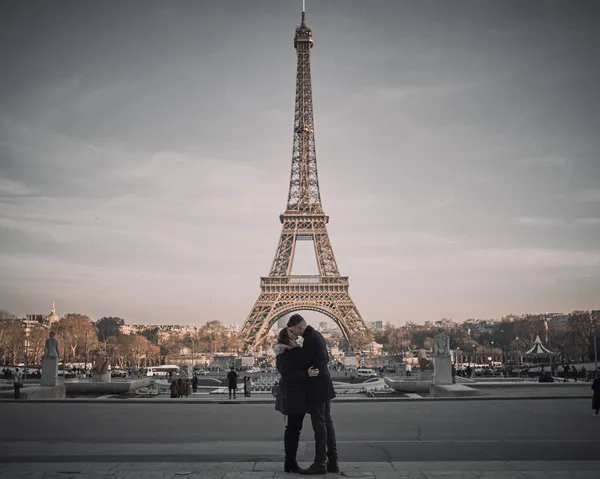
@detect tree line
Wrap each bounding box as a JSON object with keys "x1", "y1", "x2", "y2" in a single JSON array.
[
  {"x1": 1, "y1": 309, "x2": 598, "y2": 367},
  {"x1": 0, "y1": 312, "x2": 245, "y2": 368}
]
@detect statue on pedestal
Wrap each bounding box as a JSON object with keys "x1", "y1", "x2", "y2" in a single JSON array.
[
  {"x1": 44, "y1": 331, "x2": 60, "y2": 359},
  {"x1": 94, "y1": 350, "x2": 110, "y2": 375},
  {"x1": 433, "y1": 331, "x2": 450, "y2": 357},
  {"x1": 41, "y1": 331, "x2": 60, "y2": 387}
]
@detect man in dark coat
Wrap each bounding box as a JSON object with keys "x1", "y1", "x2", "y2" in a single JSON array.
[
  {"x1": 227, "y1": 366, "x2": 238, "y2": 400},
  {"x1": 287, "y1": 314, "x2": 338, "y2": 474},
  {"x1": 592, "y1": 371, "x2": 600, "y2": 417}
]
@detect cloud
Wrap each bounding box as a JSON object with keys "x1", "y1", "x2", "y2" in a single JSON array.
[
  {"x1": 517, "y1": 157, "x2": 568, "y2": 167},
  {"x1": 555, "y1": 189, "x2": 600, "y2": 203},
  {"x1": 575, "y1": 218, "x2": 600, "y2": 226},
  {"x1": 512, "y1": 216, "x2": 565, "y2": 227},
  {"x1": 0, "y1": 179, "x2": 33, "y2": 196},
  {"x1": 390, "y1": 247, "x2": 600, "y2": 272}
]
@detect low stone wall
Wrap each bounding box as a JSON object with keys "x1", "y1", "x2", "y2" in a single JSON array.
[
  {"x1": 472, "y1": 381, "x2": 591, "y2": 389},
  {"x1": 384, "y1": 377, "x2": 430, "y2": 393},
  {"x1": 0, "y1": 384, "x2": 66, "y2": 400},
  {"x1": 430, "y1": 384, "x2": 480, "y2": 397},
  {"x1": 65, "y1": 377, "x2": 151, "y2": 396}
]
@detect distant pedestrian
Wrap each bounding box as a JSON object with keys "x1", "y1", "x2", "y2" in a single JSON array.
[
  {"x1": 563, "y1": 364, "x2": 570, "y2": 382},
  {"x1": 13, "y1": 368, "x2": 23, "y2": 400},
  {"x1": 170, "y1": 379, "x2": 178, "y2": 398},
  {"x1": 227, "y1": 366, "x2": 238, "y2": 399},
  {"x1": 572, "y1": 366, "x2": 578, "y2": 383},
  {"x1": 192, "y1": 375, "x2": 198, "y2": 393},
  {"x1": 177, "y1": 378, "x2": 184, "y2": 398},
  {"x1": 591, "y1": 372, "x2": 600, "y2": 417}
]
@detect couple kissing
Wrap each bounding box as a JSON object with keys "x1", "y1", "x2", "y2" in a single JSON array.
[{"x1": 274, "y1": 314, "x2": 338, "y2": 475}]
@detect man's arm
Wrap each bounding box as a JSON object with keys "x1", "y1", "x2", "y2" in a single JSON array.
[{"x1": 304, "y1": 331, "x2": 329, "y2": 372}]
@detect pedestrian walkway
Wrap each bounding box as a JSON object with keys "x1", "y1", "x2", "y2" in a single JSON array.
[{"x1": 1, "y1": 461, "x2": 599, "y2": 478}]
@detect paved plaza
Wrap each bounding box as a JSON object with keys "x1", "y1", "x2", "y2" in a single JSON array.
[
  {"x1": 1, "y1": 398, "x2": 599, "y2": 477},
  {"x1": 1, "y1": 461, "x2": 600, "y2": 479}
]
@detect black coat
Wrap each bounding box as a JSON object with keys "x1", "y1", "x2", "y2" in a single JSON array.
[
  {"x1": 276, "y1": 347, "x2": 309, "y2": 415},
  {"x1": 300, "y1": 325, "x2": 336, "y2": 406},
  {"x1": 227, "y1": 370, "x2": 238, "y2": 388},
  {"x1": 592, "y1": 378, "x2": 600, "y2": 410}
]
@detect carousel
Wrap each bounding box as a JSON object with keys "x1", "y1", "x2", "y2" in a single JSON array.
[{"x1": 524, "y1": 335, "x2": 555, "y2": 373}]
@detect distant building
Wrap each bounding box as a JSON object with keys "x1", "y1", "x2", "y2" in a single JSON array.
[
  {"x1": 368, "y1": 321, "x2": 383, "y2": 331},
  {"x1": 318, "y1": 321, "x2": 329, "y2": 331},
  {"x1": 25, "y1": 302, "x2": 59, "y2": 326},
  {"x1": 363, "y1": 341, "x2": 383, "y2": 355},
  {"x1": 46, "y1": 302, "x2": 60, "y2": 324}
]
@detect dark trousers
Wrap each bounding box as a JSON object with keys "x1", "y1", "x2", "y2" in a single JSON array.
[
  {"x1": 285, "y1": 413, "x2": 305, "y2": 462},
  {"x1": 309, "y1": 401, "x2": 337, "y2": 463},
  {"x1": 228, "y1": 387, "x2": 236, "y2": 399},
  {"x1": 14, "y1": 383, "x2": 20, "y2": 399}
]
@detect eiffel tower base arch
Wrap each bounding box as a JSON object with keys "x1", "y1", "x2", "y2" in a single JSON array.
[{"x1": 241, "y1": 280, "x2": 367, "y2": 351}]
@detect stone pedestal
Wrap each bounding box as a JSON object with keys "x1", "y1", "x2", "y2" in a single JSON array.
[
  {"x1": 41, "y1": 357, "x2": 59, "y2": 387},
  {"x1": 433, "y1": 355, "x2": 453, "y2": 386},
  {"x1": 92, "y1": 372, "x2": 111, "y2": 383}
]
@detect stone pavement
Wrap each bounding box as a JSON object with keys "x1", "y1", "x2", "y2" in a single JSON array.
[{"x1": 0, "y1": 462, "x2": 599, "y2": 478}]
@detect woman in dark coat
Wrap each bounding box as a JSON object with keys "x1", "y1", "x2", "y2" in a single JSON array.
[
  {"x1": 274, "y1": 328, "x2": 319, "y2": 473},
  {"x1": 592, "y1": 372, "x2": 600, "y2": 416},
  {"x1": 170, "y1": 379, "x2": 178, "y2": 399}
]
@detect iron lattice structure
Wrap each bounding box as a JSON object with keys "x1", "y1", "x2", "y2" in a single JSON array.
[{"x1": 240, "y1": 9, "x2": 368, "y2": 349}]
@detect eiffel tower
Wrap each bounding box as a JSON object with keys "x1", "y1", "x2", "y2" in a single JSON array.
[{"x1": 240, "y1": 4, "x2": 368, "y2": 349}]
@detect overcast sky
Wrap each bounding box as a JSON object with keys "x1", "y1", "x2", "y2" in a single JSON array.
[{"x1": 1, "y1": 0, "x2": 599, "y2": 326}]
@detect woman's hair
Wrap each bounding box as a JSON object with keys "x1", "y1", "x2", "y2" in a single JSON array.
[{"x1": 278, "y1": 327, "x2": 291, "y2": 345}]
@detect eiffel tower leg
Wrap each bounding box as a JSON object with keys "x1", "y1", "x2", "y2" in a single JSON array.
[
  {"x1": 240, "y1": 293, "x2": 280, "y2": 350},
  {"x1": 332, "y1": 296, "x2": 368, "y2": 338},
  {"x1": 270, "y1": 229, "x2": 295, "y2": 276},
  {"x1": 313, "y1": 229, "x2": 340, "y2": 276}
]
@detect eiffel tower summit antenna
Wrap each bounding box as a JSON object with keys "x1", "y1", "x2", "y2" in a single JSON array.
[{"x1": 240, "y1": 5, "x2": 368, "y2": 350}]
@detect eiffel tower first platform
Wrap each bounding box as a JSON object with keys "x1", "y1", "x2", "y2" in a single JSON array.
[{"x1": 240, "y1": 5, "x2": 368, "y2": 350}]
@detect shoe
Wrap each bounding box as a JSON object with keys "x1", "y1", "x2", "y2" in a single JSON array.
[
  {"x1": 299, "y1": 463, "x2": 327, "y2": 475},
  {"x1": 284, "y1": 460, "x2": 301, "y2": 473},
  {"x1": 327, "y1": 460, "x2": 340, "y2": 473}
]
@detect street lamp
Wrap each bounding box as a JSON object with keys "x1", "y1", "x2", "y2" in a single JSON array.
[
  {"x1": 594, "y1": 311, "x2": 598, "y2": 374},
  {"x1": 23, "y1": 325, "x2": 31, "y2": 380},
  {"x1": 516, "y1": 337, "x2": 521, "y2": 377},
  {"x1": 191, "y1": 337, "x2": 196, "y2": 369}
]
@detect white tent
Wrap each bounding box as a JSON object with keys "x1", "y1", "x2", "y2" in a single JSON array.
[{"x1": 525, "y1": 335, "x2": 552, "y2": 355}]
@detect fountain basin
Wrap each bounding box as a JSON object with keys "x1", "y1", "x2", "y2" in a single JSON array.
[
  {"x1": 65, "y1": 377, "x2": 151, "y2": 396},
  {"x1": 384, "y1": 377, "x2": 430, "y2": 394}
]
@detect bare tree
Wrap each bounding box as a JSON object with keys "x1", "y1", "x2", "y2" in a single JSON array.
[
  {"x1": 0, "y1": 317, "x2": 24, "y2": 365},
  {"x1": 53, "y1": 313, "x2": 98, "y2": 363}
]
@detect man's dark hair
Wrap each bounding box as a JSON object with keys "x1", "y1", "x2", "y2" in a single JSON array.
[{"x1": 287, "y1": 314, "x2": 305, "y2": 327}]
